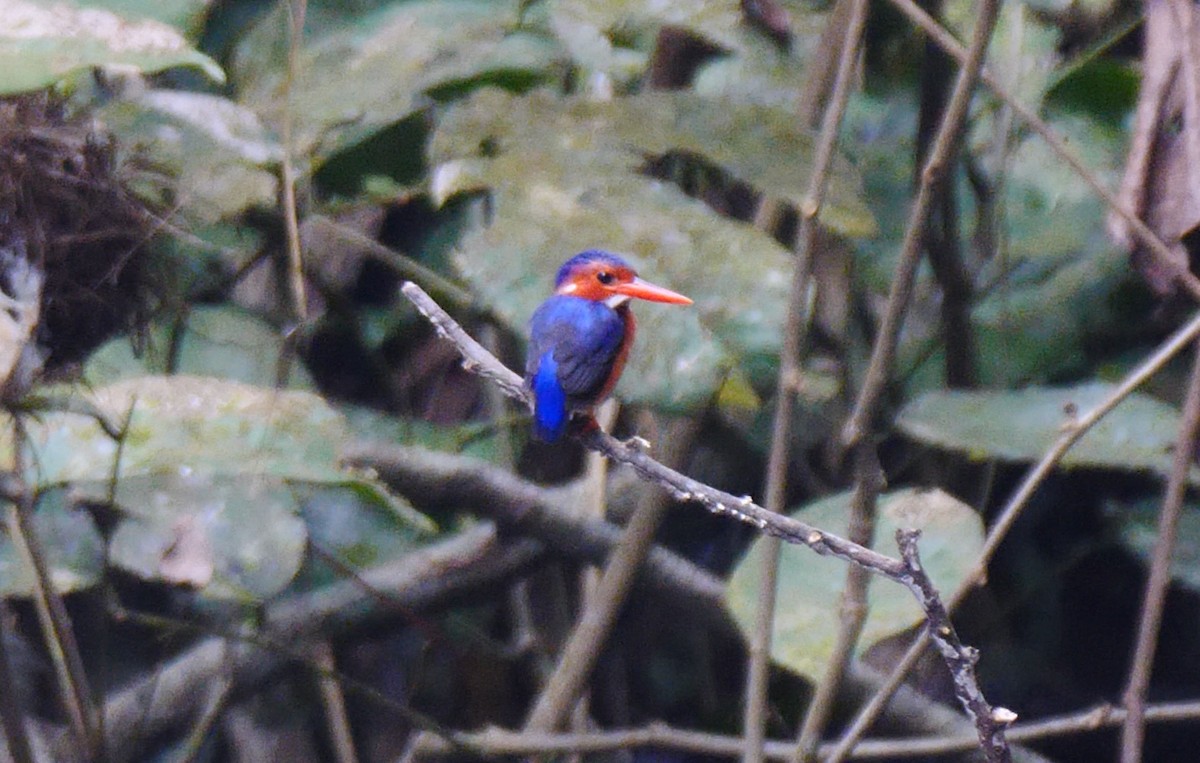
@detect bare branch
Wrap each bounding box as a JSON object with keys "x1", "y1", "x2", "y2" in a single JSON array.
[
  {"x1": 398, "y1": 281, "x2": 1011, "y2": 759},
  {"x1": 407, "y1": 698, "x2": 1200, "y2": 760},
  {"x1": 894, "y1": 530, "x2": 1011, "y2": 760},
  {"x1": 840, "y1": 0, "x2": 1002, "y2": 449}
]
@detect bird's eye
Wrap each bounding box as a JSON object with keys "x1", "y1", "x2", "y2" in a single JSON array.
[{"x1": 597, "y1": 271, "x2": 616, "y2": 285}]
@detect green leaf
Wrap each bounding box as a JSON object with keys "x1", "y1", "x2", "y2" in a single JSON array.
[
  {"x1": 3, "y1": 377, "x2": 433, "y2": 599},
  {"x1": 341, "y1": 406, "x2": 502, "y2": 464},
  {"x1": 896, "y1": 383, "x2": 1191, "y2": 479},
  {"x1": 447, "y1": 153, "x2": 750, "y2": 411},
  {"x1": 233, "y1": 0, "x2": 562, "y2": 163},
  {"x1": 100, "y1": 90, "x2": 281, "y2": 221},
  {"x1": 292, "y1": 483, "x2": 431, "y2": 589},
  {"x1": 0, "y1": 489, "x2": 104, "y2": 598},
  {"x1": 725, "y1": 488, "x2": 983, "y2": 680},
  {"x1": 548, "y1": 0, "x2": 743, "y2": 54},
  {"x1": 431, "y1": 89, "x2": 875, "y2": 238},
  {"x1": 12, "y1": 377, "x2": 398, "y2": 496},
  {"x1": 85, "y1": 306, "x2": 313, "y2": 390},
  {"x1": 108, "y1": 473, "x2": 308, "y2": 600},
  {"x1": 0, "y1": 0, "x2": 223, "y2": 95}
]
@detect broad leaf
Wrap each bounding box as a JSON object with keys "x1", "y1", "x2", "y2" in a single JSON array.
[
  {"x1": 341, "y1": 406, "x2": 502, "y2": 464},
  {"x1": 19, "y1": 376, "x2": 351, "y2": 483},
  {"x1": 101, "y1": 90, "x2": 281, "y2": 222},
  {"x1": 449, "y1": 154, "x2": 745, "y2": 411},
  {"x1": 0, "y1": 0, "x2": 223, "y2": 95},
  {"x1": 725, "y1": 488, "x2": 983, "y2": 680},
  {"x1": 4, "y1": 377, "x2": 432, "y2": 600},
  {"x1": 896, "y1": 383, "x2": 1192, "y2": 480},
  {"x1": 109, "y1": 473, "x2": 308, "y2": 600},
  {"x1": 431, "y1": 89, "x2": 875, "y2": 238},
  {"x1": 85, "y1": 0, "x2": 211, "y2": 37},
  {"x1": 233, "y1": 0, "x2": 561, "y2": 163},
  {"x1": 292, "y1": 483, "x2": 432, "y2": 590}
]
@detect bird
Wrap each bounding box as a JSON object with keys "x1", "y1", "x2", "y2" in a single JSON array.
[{"x1": 525, "y1": 250, "x2": 693, "y2": 442}]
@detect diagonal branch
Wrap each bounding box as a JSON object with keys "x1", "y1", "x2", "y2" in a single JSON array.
[{"x1": 399, "y1": 281, "x2": 1012, "y2": 760}]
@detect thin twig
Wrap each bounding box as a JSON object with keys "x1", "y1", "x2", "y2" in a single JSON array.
[
  {"x1": 314, "y1": 640, "x2": 359, "y2": 763},
  {"x1": 797, "y1": 446, "x2": 880, "y2": 762},
  {"x1": 280, "y1": 0, "x2": 309, "y2": 320},
  {"x1": 399, "y1": 282, "x2": 1011, "y2": 758},
  {"x1": 1120, "y1": 342, "x2": 1200, "y2": 758},
  {"x1": 401, "y1": 282, "x2": 901, "y2": 573},
  {"x1": 6, "y1": 419, "x2": 100, "y2": 759},
  {"x1": 829, "y1": 307, "x2": 1200, "y2": 760},
  {"x1": 894, "y1": 530, "x2": 1012, "y2": 759},
  {"x1": 307, "y1": 215, "x2": 478, "y2": 312},
  {"x1": 827, "y1": 1, "x2": 1003, "y2": 758},
  {"x1": 840, "y1": 0, "x2": 1002, "y2": 449},
  {"x1": 780, "y1": 4, "x2": 872, "y2": 759},
  {"x1": 349, "y1": 437, "x2": 1043, "y2": 756}
]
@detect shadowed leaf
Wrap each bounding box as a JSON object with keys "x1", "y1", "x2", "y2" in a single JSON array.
[
  {"x1": 1119, "y1": 498, "x2": 1200, "y2": 592},
  {"x1": 101, "y1": 89, "x2": 281, "y2": 222},
  {"x1": 109, "y1": 473, "x2": 307, "y2": 600}
]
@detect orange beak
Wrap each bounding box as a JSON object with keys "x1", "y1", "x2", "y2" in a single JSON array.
[{"x1": 613, "y1": 277, "x2": 693, "y2": 305}]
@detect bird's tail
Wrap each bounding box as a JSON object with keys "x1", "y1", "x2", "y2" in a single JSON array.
[{"x1": 531, "y1": 352, "x2": 568, "y2": 442}]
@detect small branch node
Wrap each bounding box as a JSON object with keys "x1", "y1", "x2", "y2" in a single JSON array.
[{"x1": 992, "y1": 707, "x2": 1018, "y2": 725}]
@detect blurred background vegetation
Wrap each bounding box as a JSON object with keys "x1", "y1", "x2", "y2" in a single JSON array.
[{"x1": 0, "y1": 0, "x2": 1198, "y2": 761}]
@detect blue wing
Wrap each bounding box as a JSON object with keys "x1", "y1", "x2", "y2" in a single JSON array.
[
  {"x1": 530, "y1": 352, "x2": 568, "y2": 441},
  {"x1": 525, "y1": 296, "x2": 625, "y2": 441}
]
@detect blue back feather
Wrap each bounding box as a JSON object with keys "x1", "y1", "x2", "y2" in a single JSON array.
[{"x1": 531, "y1": 351, "x2": 568, "y2": 441}]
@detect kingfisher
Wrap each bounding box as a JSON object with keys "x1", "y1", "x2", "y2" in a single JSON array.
[{"x1": 525, "y1": 250, "x2": 693, "y2": 442}]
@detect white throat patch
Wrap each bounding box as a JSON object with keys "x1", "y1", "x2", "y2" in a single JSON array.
[{"x1": 604, "y1": 294, "x2": 631, "y2": 308}]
